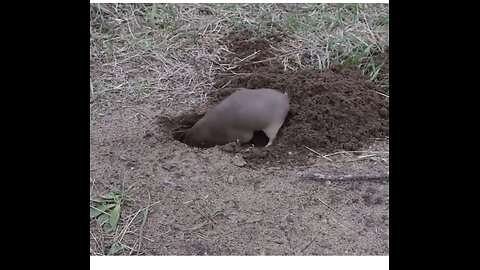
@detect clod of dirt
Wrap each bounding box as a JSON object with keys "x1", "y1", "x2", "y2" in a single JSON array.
[
  {"x1": 162, "y1": 164, "x2": 178, "y2": 172},
  {"x1": 232, "y1": 155, "x2": 247, "y2": 167},
  {"x1": 163, "y1": 179, "x2": 179, "y2": 187}
]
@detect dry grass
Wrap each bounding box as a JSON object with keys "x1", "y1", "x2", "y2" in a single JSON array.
[
  {"x1": 90, "y1": 4, "x2": 234, "y2": 116},
  {"x1": 90, "y1": 3, "x2": 388, "y2": 118}
]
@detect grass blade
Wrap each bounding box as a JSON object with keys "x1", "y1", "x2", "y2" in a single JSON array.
[
  {"x1": 90, "y1": 204, "x2": 116, "y2": 218},
  {"x1": 109, "y1": 204, "x2": 121, "y2": 230}
]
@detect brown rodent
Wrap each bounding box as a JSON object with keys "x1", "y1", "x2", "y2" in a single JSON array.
[{"x1": 183, "y1": 88, "x2": 290, "y2": 148}]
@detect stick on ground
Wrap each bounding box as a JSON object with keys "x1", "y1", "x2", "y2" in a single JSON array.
[{"x1": 304, "y1": 172, "x2": 389, "y2": 182}]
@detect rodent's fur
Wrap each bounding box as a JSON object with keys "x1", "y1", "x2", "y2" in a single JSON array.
[{"x1": 184, "y1": 88, "x2": 290, "y2": 148}]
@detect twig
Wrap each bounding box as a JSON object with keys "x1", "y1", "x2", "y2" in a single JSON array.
[
  {"x1": 125, "y1": 231, "x2": 154, "y2": 242},
  {"x1": 131, "y1": 108, "x2": 153, "y2": 120},
  {"x1": 120, "y1": 243, "x2": 136, "y2": 253},
  {"x1": 90, "y1": 231, "x2": 103, "y2": 253},
  {"x1": 345, "y1": 154, "x2": 378, "y2": 162},
  {"x1": 251, "y1": 57, "x2": 277, "y2": 65},
  {"x1": 90, "y1": 248, "x2": 102, "y2": 256},
  {"x1": 317, "y1": 197, "x2": 342, "y2": 216},
  {"x1": 126, "y1": 18, "x2": 135, "y2": 40},
  {"x1": 226, "y1": 50, "x2": 261, "y2": 71},
  {"x1": 118, "y1": 207, "x2": 143, "y2": 247},
  {"x1": 123, "y1": 201, "x2": 162, "y2": 220},
  {"x1": 357, "y1": 154, "x2": 377, "y2": 159},
  {"x1": 304, "y1": 146, "x2": 332, "y2": 162},
  {"x1": 374, "y1": 91, "x2": 389, "y2": 98},
  {"x1": 331, "y1": 218, "x2": 354, "y2": 231},
  {"x1": 297, "y1": 230, "x2": 322, "y2": 255},
  {"x1": 304, "y1": 172, "x2": 389, "y2": 182},
  {"x1": 136, "y1": 190, "x2": 151, "y2": 254},
  {"x1": 323, "y1": 150, "x2": 389, "y2": 158},
  {"x1": 251, "y1": 49, "x2": 310, "y2": 65},
  {"x1": 102, "y1": 53, "x2": 141, "y2": 67},
  {"x1": 90, "y1": 177, "x2": 96, "y2": 196},
  {"x1": 219, "y1": 80, "x2": 232, "y2": 89}
]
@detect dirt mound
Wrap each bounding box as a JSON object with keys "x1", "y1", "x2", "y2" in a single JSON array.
[
  {"x1": 214, "y1": 66, "x2": 389, "y2": 166},
  {"x1": 158, "y1": 29, "x2": 389, "y2": 167}
]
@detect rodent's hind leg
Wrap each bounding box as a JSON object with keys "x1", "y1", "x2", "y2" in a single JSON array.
[{"x1": 263, "y1": 122, "x2": 283, "y2": 147}]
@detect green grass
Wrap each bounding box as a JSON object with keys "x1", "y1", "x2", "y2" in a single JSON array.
[
  {"x1": 90, "y1": 187, "x2": 133, "y2": 233},
  {"x1": 192, "y1": 203, "x2": 224, "y2": 231},
  {"x1": 145, "y1": 3, "x2": 178, "y2": 30},
  {"x1": 134, "y1": 78, "x2": 152, "y2": 94},
  {"x1": 90, "y1": 187, "x2": 134, "y2": 255},
  {"x1": 160, "y1": 203, "x2": 224, "y2": 233},
  {"x1": 209, "y1": 3, "x2": 389, "y2": 85},
  {"x1": 90, "y1": 184, "x2": 159, "y2": 255}
]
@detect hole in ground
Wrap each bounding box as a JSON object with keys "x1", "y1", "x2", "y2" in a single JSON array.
[{"x1": 171, "y1": 113, "x2": 271, "y2": 148}]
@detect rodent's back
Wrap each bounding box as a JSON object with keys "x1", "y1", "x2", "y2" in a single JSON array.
[
  {"x1": 184, "y1": 88, "x2": 289, "y2": 147},
  {"x1": 211, "y1": 88, "x2": 289, "y2": 130}
]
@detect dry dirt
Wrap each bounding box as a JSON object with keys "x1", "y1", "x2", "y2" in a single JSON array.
[{"x1": 90, "y1": 29, "x2": 389, "y2": 256}]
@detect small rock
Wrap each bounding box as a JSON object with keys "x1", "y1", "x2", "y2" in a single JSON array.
[
  {"x1": 286, "y1": 215, "x2": 294, "y2": 223},
  {"x1": 163, "y1": 179, "x2": 179, "y2": 187},
  {"x1": 232, "y1": 155, "x2": 247, "y2": 167},
  {"x1": 220, "y1": 141, "x2": 242, "y2": 153},
  {"x1": 146, "y1": 136, "x2": 158, "y2": 146},
  {"x1": 144, "y1": 130, "x2": 154, "y2": 138},
  {"x1": 378, "y1": 107, "x2": 389, "y2": 118},
  {"x1": 162, "y1": 164, "x2": 178, "y2": 172},
  {"x1": 120, "y1": 155, "x2": 137, "y2": 163},
  {"x1": 221, "y1": 143, "x2": 235, "y2": 153}
]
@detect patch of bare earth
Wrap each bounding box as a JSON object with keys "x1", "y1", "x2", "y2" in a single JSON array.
[{"x1": 91, "y1": 107, "x2": 389, "y2": 255}]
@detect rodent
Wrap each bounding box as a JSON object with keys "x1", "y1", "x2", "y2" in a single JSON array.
[{"x1": 183, "y1": 88, "x2": 290, "y2": 148}]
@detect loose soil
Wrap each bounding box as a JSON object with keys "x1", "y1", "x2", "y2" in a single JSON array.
[{"x1": 159, "y1": 29, "x2": 389, "y2": 167}]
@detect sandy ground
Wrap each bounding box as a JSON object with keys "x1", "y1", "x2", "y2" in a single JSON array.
[{"x1": 90, "y1": 98, "x2": 389, "y2": 255}]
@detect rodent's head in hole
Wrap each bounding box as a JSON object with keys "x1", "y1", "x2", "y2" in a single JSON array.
[{"x1": 177, "y1": 88, "x2": 289, "y2": 148}]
